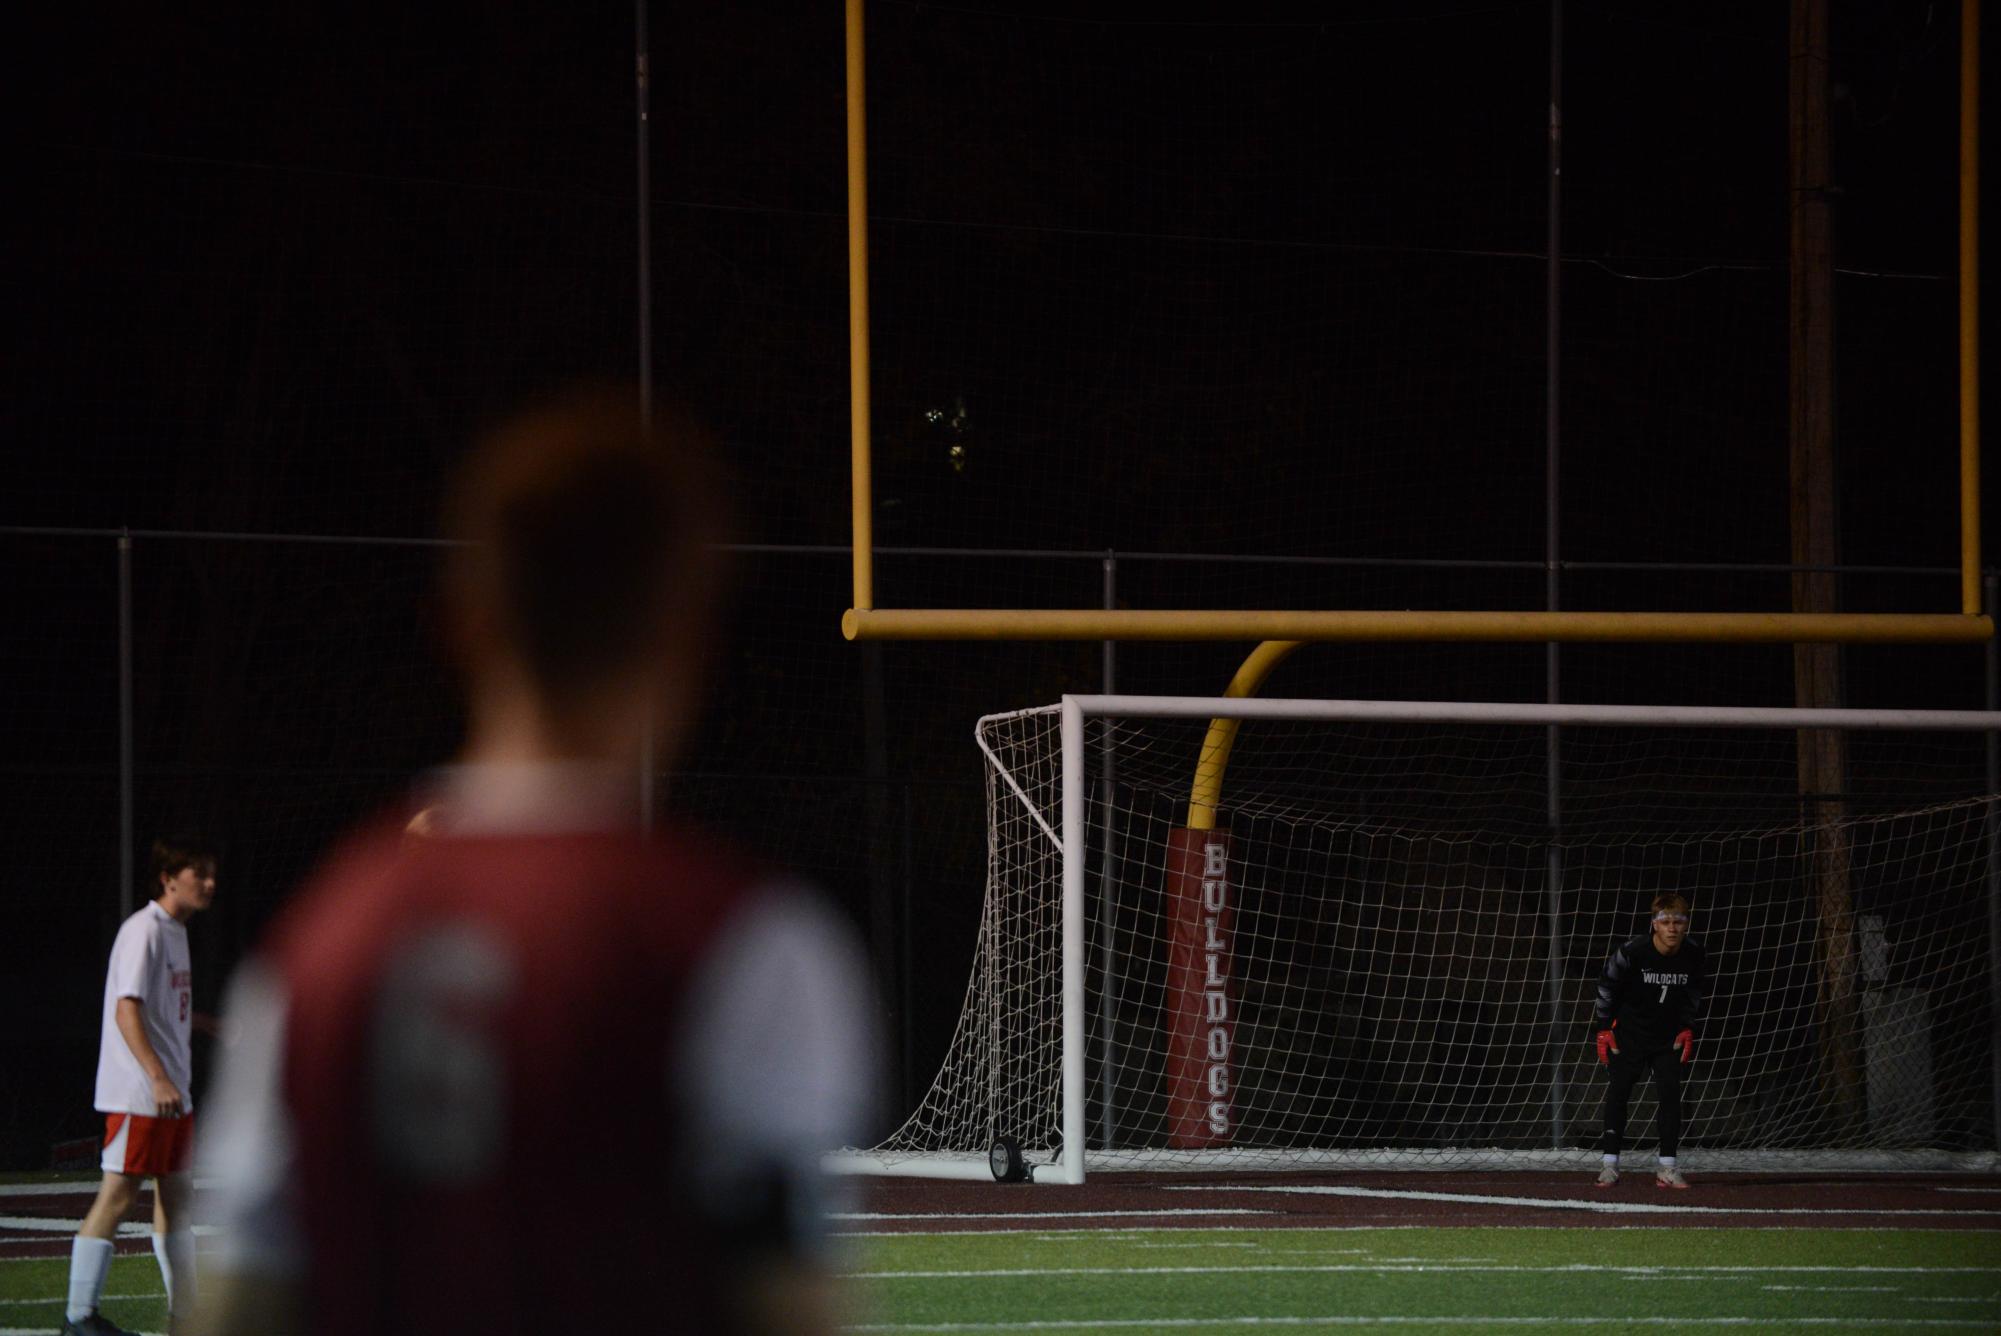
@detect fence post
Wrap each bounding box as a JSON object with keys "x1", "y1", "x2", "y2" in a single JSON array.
[
  {"x1": 1097, "y1": 550, "x2": 1119, "y2": 1149},
  {"x1": 900, "y1": 778, "x2": 917, "y2": 1113},
  {"x1": 1542, "y1": 0, "x2": 1568, "y2": 1153},
  {"x1": 118, "y1": 531, "x2": 135, "y2": 922},
  {"x1": 1985, "y1": 570, "x2": 1998, "y2": 1150},
  {"x1": 635, "y1": 0, "x2": 656, "y2": 831}
]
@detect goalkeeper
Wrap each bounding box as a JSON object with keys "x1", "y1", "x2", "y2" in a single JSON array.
[{"x1": 1590, "y1": 893, "x2": 1708, "y2": 1189}]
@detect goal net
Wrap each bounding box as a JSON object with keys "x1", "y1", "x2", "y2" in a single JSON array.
[{"x1": 830, "y1": 696, "x2": 2001, "y2": 1182}]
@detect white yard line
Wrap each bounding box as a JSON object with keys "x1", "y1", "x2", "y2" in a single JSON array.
[
  {"x1": 0, "y1": 1217, "x2": 221, "y2": 1237},
  {"x1": 1905, "y1": 1297, "x2": 2001, "y2": 1305},
  {"x1": 0, "y1": 1292, "x2": 159, "y2": 1306},
  {"x1": 834, "y1": 1209, "x2": 1275, "y2": 1223},
  {"x1": 830, "y1": 1222, "x2": 1960, "y2": 1238},
  {"x1": 0, "y1": 1179, "x2": 220, "y2": 1198},
  {"x1": 1163, "y1": 1183, "x2": 2001, "y2": 1218},
  {"x1": 847, "y1": 1264, "x2": 1999, "y2": 1281},
  {"x1": 1762, "y1": 1287, "x2": 1905, "y2": 1293},
  {"x1": 843, "y1": 1318, "x2": 2000, "y2": 1331}
]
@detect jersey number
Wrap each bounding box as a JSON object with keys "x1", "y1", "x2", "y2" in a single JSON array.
[
  {"x1": 369, "y1": 925, "x2": 517, "y2": 1184},
  {"x1": 1660, "y1": 984, "x2": 1669, "y2": 1003}
]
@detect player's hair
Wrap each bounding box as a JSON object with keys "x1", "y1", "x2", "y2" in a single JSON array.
[
  {"x1": 151, "y1": 835, "x2": 216, "y2": 891},
  {"x1": 443, "y1": 385, "x2": 727, "y2": 705},
  {"x1": 1651, "y1": 892, "x2": 1691, "y2": 918}
]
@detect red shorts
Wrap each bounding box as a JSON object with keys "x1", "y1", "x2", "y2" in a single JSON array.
[{"x1": 101, "y1": 1112, "x2": 195, "y2": 1177}]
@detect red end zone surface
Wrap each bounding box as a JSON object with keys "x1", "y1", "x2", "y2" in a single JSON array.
[
  {"x1": 0, "y1": 1182, "x2": 193, "y2": 1260},
  {"x1": 840, "y1": 1171, "x2": 2001, "y2": 1234},
  {"x1": 6, "y1": 1172, "x2": 1997, "y2": 1259}
]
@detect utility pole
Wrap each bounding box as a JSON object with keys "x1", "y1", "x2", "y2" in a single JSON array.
[{"x1": 1789, "y1": 0, "x2": 1859, "y2": 1130}]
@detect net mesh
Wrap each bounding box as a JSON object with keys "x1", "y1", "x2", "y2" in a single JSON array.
[{"x1": 859, "y1": 704, "x2": 1998, "y2": 1173}]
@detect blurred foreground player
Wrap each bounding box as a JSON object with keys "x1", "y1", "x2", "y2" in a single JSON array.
[
  {"x1": 197, "y1": 389, "x2": 880, "y2": 1335},
  {"x1": 60, "y1": 839, "x2": 217, "y2": 1336},
  {"x1": 1591, "y1": 892, "x2": 1708, "y2": 1189}
]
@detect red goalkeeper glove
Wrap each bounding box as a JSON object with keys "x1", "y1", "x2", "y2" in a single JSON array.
[
  {"x1": 1595, "y1": 1022, "x2": 1618, "y2": 1065},
  {"x1": 1674, "y1": 1029, "x2": 1694, "y2": 1064}
]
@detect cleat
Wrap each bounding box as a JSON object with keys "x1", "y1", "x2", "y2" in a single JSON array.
[
  {"x1": 1655, "y1": 1167, "x2": 1689, "y2": 1189},
  {"x1": 60, "y1": 1314, "x2": 133, "y2": 1336},
  {"x1": 1594, "y1": 1165, "x2": 1619, "y2": 1187}
]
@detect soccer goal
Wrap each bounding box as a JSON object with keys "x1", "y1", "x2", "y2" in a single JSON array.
[{"x1": 827, "y1": 696, "x2": 2001, "y2": 1183}]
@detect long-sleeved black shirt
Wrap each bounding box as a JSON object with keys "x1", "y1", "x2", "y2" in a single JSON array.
[{"x1": 1591, "y1": 934, "x2": 1708, "y2": 1054}]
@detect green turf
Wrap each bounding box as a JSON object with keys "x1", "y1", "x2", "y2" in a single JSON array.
[
  {"x1": 0, "y1": 1254, "x2": 166, "y2": 1334},
  {"x1": 3, "y1": 1228, "x2": 1993, "y2": 1333},
  {"x1": 843, "y1": 1228, "x2": 2001, "y2": 1332}
]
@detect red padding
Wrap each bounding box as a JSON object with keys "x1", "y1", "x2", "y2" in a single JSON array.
[{"x1": 1163, "y1": 827, "x2": 1234, "y2": 1148}]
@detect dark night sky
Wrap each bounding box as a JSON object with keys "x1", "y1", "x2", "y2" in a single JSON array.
[
  {"x1": 3, "y1": 1, "x2": 1991, "y2": 1166},
  {"x1": 13, "y1": 2, "x2": 1979, "y2": 550}
]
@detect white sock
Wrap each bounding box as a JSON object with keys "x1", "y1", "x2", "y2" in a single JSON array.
[
  {"x1": 1601, "y1": 1153, "x2": 1618, "y2": 1167},
  {"x1": 153, "y1": 1229, "x2": 197, "y2": 1317},
  {"x1": 1659, "y1": 1155, "x2": 1677, "y2": 1169},
  {"x1": 66, "y1": 1235, "x2": 115, "y2": 1323}
]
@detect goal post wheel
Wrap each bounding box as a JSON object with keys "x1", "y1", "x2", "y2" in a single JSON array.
[{"x1": 988, "y1": 1136, "x2": 1029, "y2": 1183}]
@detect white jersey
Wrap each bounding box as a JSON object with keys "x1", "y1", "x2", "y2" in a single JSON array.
[{"x1": 95, "y1": 900, "x2": 195, "y2": 1115}]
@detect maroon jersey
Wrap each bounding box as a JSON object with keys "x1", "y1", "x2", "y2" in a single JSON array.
[{"x1": 264, "y1": 821, "x2": 760, "y2": 1334}]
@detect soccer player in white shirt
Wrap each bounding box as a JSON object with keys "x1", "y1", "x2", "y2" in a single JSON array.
[{"x1": 62, "y1": 838, "x2": 217, "y2": 1336}]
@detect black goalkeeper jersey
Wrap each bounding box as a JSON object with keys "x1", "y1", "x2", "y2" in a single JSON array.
[{"x1": 1592, "y1": 934, "x2": 1708, "y2": 1054}]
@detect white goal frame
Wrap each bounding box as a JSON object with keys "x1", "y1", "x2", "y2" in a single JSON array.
[{"x1": 826, "y1": 695, "x2": 2001, "y2": 1184}]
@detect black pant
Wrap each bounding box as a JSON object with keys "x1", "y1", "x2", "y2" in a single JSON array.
[{"x1": 1600, "y1": 1047, "x2": 1684, "y2": 1157}]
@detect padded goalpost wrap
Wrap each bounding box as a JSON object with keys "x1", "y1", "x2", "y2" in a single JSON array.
[
  {"x1": 1163, "y1": 828, "x2": 1234, "y2": 1148},
  {"x1": 830, "y1": 696, "x2": 2001, "y2": 1182}
]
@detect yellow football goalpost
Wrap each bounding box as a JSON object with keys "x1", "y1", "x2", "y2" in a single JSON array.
[
  {"x1": 829, "y1": 0, "x2": 1992, "y2": 1183},
  {"x1": 839, "y1": 0, "x2": 1986, "y2": 653}
]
